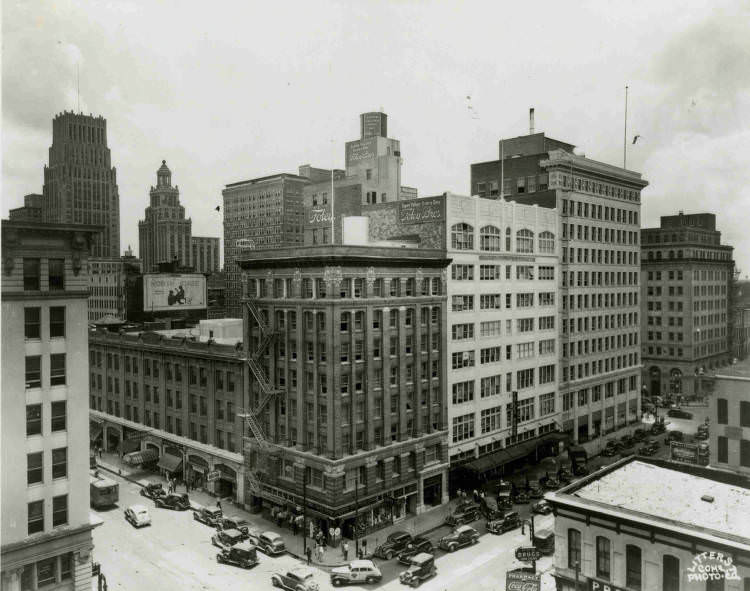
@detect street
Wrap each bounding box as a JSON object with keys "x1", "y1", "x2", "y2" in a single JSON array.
[{"x1": 92, "y1": 471, "x2": 555, "y2": 591}]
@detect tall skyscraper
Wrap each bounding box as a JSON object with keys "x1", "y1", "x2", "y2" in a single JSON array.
[
  {"x1": 641, "y1": 212, "x2": 734, "y2": 398},
  {"x1": 138, "y1": 161, "x2": 220, "y2": 274},
  {"x1": 471, "y1": 129, "x2": 648, "y2": 445},
  {"x1": 1, "y1": 219, "x2": 102, "y2": 590},
  {"x1": 42, "y1": 112, "x2": 120, "y2": 258}
]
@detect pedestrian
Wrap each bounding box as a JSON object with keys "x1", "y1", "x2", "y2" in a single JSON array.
[
  {"x1": 343, "y1": 541, "x2": 349, "y2": 561},
  {"x1": 216, "y1": 500, "x2": 222, "y2": 512},
  {"x1": 318, "y1": 545, "x2": 325, "y2": 563},
  {"x1": 472, "y1": 489, "x2": 478, "y2": 502},
  {"x1": 306, "y1": 547, "x2": 312, "y2": 565},
  {"x1": 98, "y1": 445, "x2": 103, "y2": 459}
]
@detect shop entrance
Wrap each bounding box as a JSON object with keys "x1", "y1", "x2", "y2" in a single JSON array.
[
  {"x1": 423, "y1": 475, "x2": 442, "y2": 507},
  {"x1": 214, "y1": 464, "x2": 237, "y2": 499}
]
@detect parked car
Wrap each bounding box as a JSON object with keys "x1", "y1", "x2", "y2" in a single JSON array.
[
  {"x1": 212, "y1": 528, "x2": 245, "y2": 551},
  {"x1": 695, "y1": 427, "x2": 709, "y2": 440},
  {"x1": 216, "y1": 541, "x2": 259, "y2": 569},
  {"x1": 532, "y1": 500, "x2": 553, "y2": 515},
  {"x1": 650, "y1": 422, "x2": 666, "y2": 435},
  {"x1": 619, "y1": 435, "x2": 635, "y2": 449},
  {"x1": 397, "y1": 537, "x2": 434, "y2": 565},
  {"x1": 667, "y1": 408, "x2": 693, "y2": 420},
  {"x1": 528, "y1": 485, "x2": 544, "y2": 499},
  {"x1": 638, "y1": 440, "x2": 658, "y2": 456},
  {"x1": 194, "y1": 506, "x2": 223, "y2": 527},
  {"x1": 271, "y1": 568, "x2": 319, "y2": 591},
  {"x1": 445, "y1": 501, "x2": 481, "y2": 526},
  {"x1": 373, "y1": 531, "x2": 412, "y2": 560},
  {"x1": 601, "y1": 440, "x2": 621, "y2": 456},
  {"x1": 140, "y1": 482, "x2": 166, "y2": 500},
  {"x1": 632, "y1": 428, "x2": 648, "y2": 441},
  {"x1": 330, "y1": 560, "x2": 382, "y2": 586},
  {"x1": 487, "y1": 511, "x2": 520, "y2": 535},
  {"x1": 666, "y1": 430, "x2": 684, "y2": 442},
  {"x1": 513, "y1": 491, "x2": 530, "y2": 504},
  {"x1": 154, "y1": 493, "x2": 190, "y2": 511},
  {"x1": 253, "y1": 531, "x2": 286, "y2": 555},
  {"x1": 398, "y1": 553, "x2": 436, "y2": 588},
  {"x1": 217, "y1": 516, "x2": 252, "y2": 536},
  {"x1": 541, "y1": 476, "x2": 560, "y2": 490},
  {"x1": 572, "y1": 464, "x2": 589, "y2": 476},
  {"x1": 124, "y1": 504, "x2": 151, "y2": 528},
  {"x1": 438, "y1": 525, "x2": 480, "y2": 552}
]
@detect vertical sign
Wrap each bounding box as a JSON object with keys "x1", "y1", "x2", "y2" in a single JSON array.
[{"x1": 512, "y1": 390, "x2": 519, "y2": 439}]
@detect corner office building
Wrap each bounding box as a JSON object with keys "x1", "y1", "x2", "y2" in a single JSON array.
[
  {"x1": 547, "y1": 456, "x2": 750, "y2": 591},
  {"x1": 641, "y1": 212, "x2": 734, "y2": 398},
  {"x1": 471, "y1": 130, "x2": 647, "y2": 449},
  {"x1": 238, "y1": 241, "x2": 450, "y2": 536},
  {"x1": 2, "y1": 220, "x2": 102, "y2": 591}
]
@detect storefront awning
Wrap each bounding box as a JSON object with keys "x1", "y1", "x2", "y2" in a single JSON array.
[
  {"x1": 464, "y1": 439, "x2": 538, "y2": 475},
  {"x1": 124, "y1": 449, "x2": 159, "y2": 465},
  {"x1": 157, "y1": 453, "x2": 183, "y2": 473},
  {"x1": 90, "y1": 424, "x2": 103, "y2": 442}
]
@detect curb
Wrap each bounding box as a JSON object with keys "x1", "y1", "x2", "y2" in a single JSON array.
[{"x1": 95, "y1": 461, "x2": 146, "y2": 488}]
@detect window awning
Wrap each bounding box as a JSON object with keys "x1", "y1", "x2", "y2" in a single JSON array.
[
  {"x1": 124, "y1": 449, "x2": 159, "y2": 465},
  {"x1": 157, "y1": 453, "x2": 183, "y2": 473}
]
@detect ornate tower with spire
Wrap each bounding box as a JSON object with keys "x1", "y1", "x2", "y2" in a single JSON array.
[{"x1": 138, "y1": 160, "x2": 192, "y2": 272}]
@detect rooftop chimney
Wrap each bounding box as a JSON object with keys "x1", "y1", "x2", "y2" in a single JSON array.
[{"x1": 529, "y1": 108, "x2": 535, "y2": 135}]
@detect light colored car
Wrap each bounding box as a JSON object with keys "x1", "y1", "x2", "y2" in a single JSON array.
[
  {"x1": 271, "y1": 567, "x2": 319, "y2": 591},
  {"x1": 254, "y1": 531, "x2": 286, "y2": 555},
  {"x1": 330, "y1": 560, "x2": 382, "y2": 586},
  {"x1": 124, "y1": 504, "x2": 151, "y2": 528}
]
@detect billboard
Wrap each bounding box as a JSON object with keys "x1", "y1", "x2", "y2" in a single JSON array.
[
  {"x1": 398, "y1": 195, "x2": 445, "y2": 225},
  {"x1": 143, "y1": 274, "x2": 206, "y2": 312},
  {"x1": 346, "y1": 138, "x2": 377, "y2": 167},
  {"x1": 670, "y1": 441, "x2": 699, "y2": 464}
]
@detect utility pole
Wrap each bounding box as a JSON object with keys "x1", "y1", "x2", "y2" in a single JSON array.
[
  {"x1": 354, "y1": 477, "x2": 360, "y2": 555},
  {"x1": 303, "y1": 469, "x2": 308, "y2": 553}
]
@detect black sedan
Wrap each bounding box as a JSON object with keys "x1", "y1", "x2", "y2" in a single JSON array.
[
  {"x1": 397, "y1": 537, "x2": 434, "y2": 565},
  {"x1": 667, "y1": 408, "x2": 693, "y2": 420}
]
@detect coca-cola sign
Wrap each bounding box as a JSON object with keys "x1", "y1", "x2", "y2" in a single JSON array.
[{"x1": 309, "y1": 207, "x2": 333, "y2": 224}]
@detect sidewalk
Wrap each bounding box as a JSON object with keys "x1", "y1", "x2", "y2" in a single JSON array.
[{"x1": 95, "y1": 452, "x2": 454, "y2": 569}]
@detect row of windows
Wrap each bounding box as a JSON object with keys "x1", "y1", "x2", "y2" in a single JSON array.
[
  {"x1": 562, "y1": 246, "x2": 638, "y2": 266},
  {"x1": 22, "y1": 258, "x2": 66, "y2": 291},
  {"x1": 562, "y1": 197, "x2": 639, "y2": 221},
  {"x1": 646, "y1": 248, "x2": 732, "y2": 262},
  {"x1": 27, "y1": 448, "x2": 68, "y2": 485},
  {"x1": 563, "y1": 356, "x2": 640, "y2": 383},
  {"x1": 451, "y1": 292, "x2": 554, "y2": 311},
  {"x1": 24, "y1": 307, "x2": 66, "y2": 339},
  {"x1": 249, "y1": 276, "x2": 443, "y2": 299},
  {"x1": 563, "y1": 222, "x2": 639, "y2": 245},
  {"x1": 27, "y1": 496, "x2": 69, "y2": 536},
  {"x1": 562, "y1": 314, "x2": 639, "y2": 335},
  {"x1": 450, "y1": 224, "x2": 555, "y2": 254},
  {"x1": 452, "y1": 318, "x2": 556, "y2": 342},
  {"x1": 452, "y1": 393, "x2": 556, "y2": 442},
  {"x1": 26, "y1": 402, "x2": 66, "y2": 436},
  {"x1": 563, "y1": 292, "x2": 638, "y2": 311},
  {"x1": 451, "y1": 264, "x2": 555, "y2": 281},
  {"x1": 25, "y1": 354, "x2": 66, "y2": 389}
]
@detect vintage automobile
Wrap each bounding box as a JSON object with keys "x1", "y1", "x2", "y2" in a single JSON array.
[
  {"x1": 253, "y1": 531, "x2": 286, "y2": 555},
  {"x1": 528, "y1": 485, "x2": 544, "y2": 499},
  {"x1": 217, "y1": 516, "x2": 252, "y2": 536},
  {"x1": 373, "y1": 531, "x2": 412, "y2": 560},
  {"x1": 487, "y1": 511, "x2": 520, "y2": 535},
  {"x1": 695, "y1": 427, "x2": 709, "y2": 441},
  {"x1": 601, "y1": 441, "x2": 621, "y2": 457},
  {"x1": 667, "y1": 408, "x2": 694, "y2": 420},
  {"x1": 330, "y1": 560, "x2": 383, "y2": 586},
  {"x1": 632, "y1": 428, "x2": 648, "y2": 441},
  {"x1": 533, "y1": 529, "x2": 555, "y2": 556},
  {"x1": 532, "y1": 500, "x2": 553, "y2": 515},
  {"x1": 619, "y1": 435, "x2": 635, "y2": 449},
  {"x1": 438, "y1": 525, "x2": 480, "y2": 552},
  {"x1": 666, "y1": 430, "x2": 684, "y2": 442},
  {"x1": 398, "y1": 553, "x2": 436, "y2": 588},
  {"x1": 397, "y1": 537, "x2": 434, "y2": 565},
  {"x1": 271, "y1": 567, "x2": 319, "y2": 591},
  {"x1": 212, "y1": 528, "x2": 245, "y2": 551},
  {"x1": 140, "y1": 482, "x2": 166, "y2": 500},
  {"x1": 638, "y1": 441, "x2": 659, "y2": 456},
  {"x1": 216, "y1": 541, "x2": 259, "y2": 569},
  {"x1": 496, "y1": 492, "x2": 513, "y2": 510},
  {"x1": 124, "y1": 504, "x2": 151, "y2": 528},
  {"x1": 540, "y1": 476, "x2": 560, "y2": 490},
  {"x1": 513, "y1": 491, "x2": 530, "y2": 504},
  {"x1": 572, "y1": 464, "x2": 589, "y2": 476},
  {"x1": 445, "y1": 501, "x2": 481, "y2": 526},
  {"x1": 650, "y1": 421, "x2": 667, "y2": 435},
  {"x1": 154, "y1": 493, "x2": 190, "y2": 511},
  {"x1": 194, "y1": 506, "x2": 223, "y2": 527}
]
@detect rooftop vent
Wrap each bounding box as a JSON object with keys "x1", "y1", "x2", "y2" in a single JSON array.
[{"x1": 701, "y1": 494, "x2": 715, "y2": 503}]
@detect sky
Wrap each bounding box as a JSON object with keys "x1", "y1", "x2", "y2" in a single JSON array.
[{"x1": 3, "y1": 0, "x2": 749, "y2": 274}]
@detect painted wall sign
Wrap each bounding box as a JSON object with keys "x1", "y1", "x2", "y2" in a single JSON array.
[
  {"x1": 398, "y1": 196, "x2": 444, "y2": 225},
  {"x1": 346, "y1": 138, "x2": 377, "y2": 165}
]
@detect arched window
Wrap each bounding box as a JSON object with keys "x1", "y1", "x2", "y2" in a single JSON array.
[
  {"x1": 567, "y1": 529, "x2": 581, "y2": 569},
  {"x1": 663, "y1": 555, "x2": 680, "y2": 591},
  {"x1": 596, "y1": 536, "x2": 611, "y2": 580},
  {"x1": 451, "y1": 223, "x2": 474, "y2": 250},
  {"x1": 539, "y1": 231, "x2": 555, "y2": 253},
  {"x1": 505, "y1": 228, "x2": 512, "y2": 251},
  {"x1": 480, "y1": 225, "x2": 501, "y2": 252},
  {"x1": 626, "y1": 545, "x2": 642, "y2": 590},
  {"x1": 516, "y1": 229, "x2": 534, "y2": 253}
]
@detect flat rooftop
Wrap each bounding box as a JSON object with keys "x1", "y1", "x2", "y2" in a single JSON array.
[
  {"x1": 564, "y1": 459, "x2": 750, "y2": 546},
  {"x1": 715, "y1": 358, "x2": 750, "y2": 380}
]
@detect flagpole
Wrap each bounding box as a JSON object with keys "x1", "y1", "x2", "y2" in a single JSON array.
[
  {"x1": 623, "y1": 85, "x2": 628, "y2": 169},
  {"x1": 330, "y1": 139, "x2": 335, "y2": 244}
]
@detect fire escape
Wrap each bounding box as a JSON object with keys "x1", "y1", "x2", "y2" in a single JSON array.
[{"x1": 239, "y1": 299, "x2": 284, "y2": 501}]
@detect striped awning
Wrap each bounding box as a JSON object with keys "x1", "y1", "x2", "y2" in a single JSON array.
[
  {"x1": 157, "y1": 453, "x2": 183, "y2": 473},
  {"x1": 124, "y1": 449, "x2": 159, "y2": 465}
]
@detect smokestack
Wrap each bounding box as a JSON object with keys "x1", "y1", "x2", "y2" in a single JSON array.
[{"x1": 529, "y1": 108, "x2": 535, "y2": 135}]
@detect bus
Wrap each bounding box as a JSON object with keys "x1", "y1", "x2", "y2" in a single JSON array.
[{"x1": 90, "y1": 473, "x2": 119, "y2": 509}]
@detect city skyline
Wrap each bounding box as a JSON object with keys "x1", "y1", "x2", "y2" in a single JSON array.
[{"x1": 3, "y1": 1, "x2": 749, "y2": 274}]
